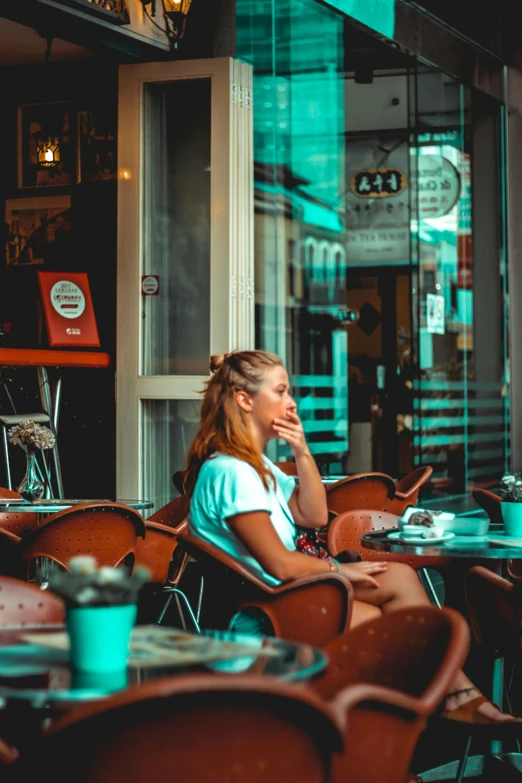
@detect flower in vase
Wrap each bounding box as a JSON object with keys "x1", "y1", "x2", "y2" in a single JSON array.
[{"x1": 7, "y1": 420, "x2": 56, "y2": 451}]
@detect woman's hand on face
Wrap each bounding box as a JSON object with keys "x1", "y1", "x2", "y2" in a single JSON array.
[
  {"x1": 340, "y1": 561, "x2": 388, "y2": 589},
  {"x1": 272, "y1": 411, "x2": 308, "y2": 458}
]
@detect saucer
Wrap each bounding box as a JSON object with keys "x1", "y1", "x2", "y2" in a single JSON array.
[{"x1": 388, "y1": 531, "x2": 455, "y2": 545}]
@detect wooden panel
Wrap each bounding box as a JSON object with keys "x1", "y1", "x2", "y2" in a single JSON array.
[{"x1": 0, "y1": 348, "x2": 111, "y2": 368}]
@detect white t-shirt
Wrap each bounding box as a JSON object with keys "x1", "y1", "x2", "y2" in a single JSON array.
[{"x1": 188, "y1": 454, "x2": 297, "y2": 586}]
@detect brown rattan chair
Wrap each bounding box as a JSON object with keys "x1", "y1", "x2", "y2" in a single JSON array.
[
  {"x1": 326, "y1": 473, "x2": 396, "y2": 516},
  {"x1": 312, "y1": 607, "x2": 470, "y2": 783},
  {"x1": 0, "y1": 526, "x2": 22, "y2": 578},
  {"x1": 20, "y1": 675, "x2": 343, "y2": 783},
  {"x1": 326, "y1": 509, "x2": 452, "y2": 607},
  {"x1": 134, "y1": 497, "x2": 196, "y2": 628},
  {"x1": 385, "y1": 466, "x2": 433, "y2": 516},
  {"x1": 0, "y1": 575, "x2": 64, "y2": 626},
  {"x1": 471, "y1": 488, "x2": 522, "y2": 581},
  {"x1": 18, "y1": 502, "x2": 146, "y2": 584},
  {"x1": 274, "y1": 460, "x2": 298, "y2": 476},
  {"x1": 177, "y1": 532, "x2": 355, "y2": 646},
  {"x1": 0, "y1": 487, "x2": 37, "y2": 538}
]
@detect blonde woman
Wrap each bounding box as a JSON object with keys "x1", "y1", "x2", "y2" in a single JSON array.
[{"x1": 184, "y1": 350, "x2": 516, "y2": 723}]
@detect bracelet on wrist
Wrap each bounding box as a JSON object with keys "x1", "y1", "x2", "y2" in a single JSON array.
[{"x1": 327, "y1": 557, "x2": 341, "y2": 574}]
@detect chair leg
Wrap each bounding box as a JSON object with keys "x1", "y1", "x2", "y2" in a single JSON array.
[
  {"x1": 455, "y1": 736, "x2": 473, "y2": 783},
  {"x1": 158, "y1": 587, "x2": 200, "y2": 633},
  {"x1": 419, "y1": 567, "x2": 442, "y2": 608},
  {"x1": 1, "y1": 427, "x2": 12, "y2": 490},
  {"x1": 196, "y1": 576, "x2": 205, "y2": 624}
]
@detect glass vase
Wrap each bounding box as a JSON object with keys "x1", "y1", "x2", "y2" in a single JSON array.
[{"x1": 18, "y1": 450, "x2": 44, "y2": 501}]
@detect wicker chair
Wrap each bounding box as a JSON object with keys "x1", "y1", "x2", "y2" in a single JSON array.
[
  {"x1": 177, "y1": 532, "x2": 355, "y2": 646},
  {"x1": 19, "y1": 502, "x2": 146, "y2": 584},
  {"x1": 326, "y1": 473, "x2": 396, "y2": 516},
  {"x1": 385, "y1": 466, "x2": 433, "y2": 516},
  {"x1": 312, "y1": 606, "x2": 470, "y2": 783},
  {"x1": 18, "y1": 675, "x2": 343, "y2": 783}
]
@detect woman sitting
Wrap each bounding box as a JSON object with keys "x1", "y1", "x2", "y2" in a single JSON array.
[{"x1": 183, "y1": 349, "x2": 515, "y2": 723}]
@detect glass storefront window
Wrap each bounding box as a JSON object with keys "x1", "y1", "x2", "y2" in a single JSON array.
[
  {"x1": 141, "y1": 79, "x2": 211, "y2": 376},
  {"x1": 238, "y1": 0, "x2": 509, "y2": 491}
]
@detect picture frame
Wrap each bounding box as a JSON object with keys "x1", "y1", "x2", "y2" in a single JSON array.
[
  {"x1": 18, "y1": 102, "x2": 76, "y2": 189},
  {"x1": 5, "y1": 196, "x2": 72, "y2": 267},
  {"x1": 78, "y1": 108, "x2": 117, "y2": 182}
]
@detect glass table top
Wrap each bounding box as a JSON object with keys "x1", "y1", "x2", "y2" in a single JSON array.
[
  {"x1": 0, "y1": 499, "x2": 154, "y2": 513},
  {"x1": 0, "y1": 625, "x2": 327, "y2": 707},
  {"x1": 361, "y1": 523, "x2": 522, "y2": 558}
]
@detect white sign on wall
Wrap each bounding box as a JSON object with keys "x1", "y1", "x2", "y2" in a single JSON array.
[{"x1": 426, "y1": 293, "x2": 445, "y2": 335}]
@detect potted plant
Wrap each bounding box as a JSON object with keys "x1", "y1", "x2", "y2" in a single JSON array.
[
  {"x1": 49, "y1": 556, "x2": 150, "y2": 674},
  {"x1": 498, "y1": 473, "x2": 522, "y2": 537},
  {"x1": 7, "y1": 420, "x2": 56, "y2": 500}
]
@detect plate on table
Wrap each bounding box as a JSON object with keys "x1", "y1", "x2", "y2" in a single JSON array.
[{"x1": 388, "y1": 531, "x2": 455, "y2": 545}]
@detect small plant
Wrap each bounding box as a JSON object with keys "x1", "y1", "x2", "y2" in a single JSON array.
[
  {"x1": 7, "y1": 420, "x2": 56, "y2": 452},
  {"x1": 498, "y1": 473, "x2": 522, "y2": 503},
  {"x1": 49, "y1": 555, "x2": 150, "y2": 608}
]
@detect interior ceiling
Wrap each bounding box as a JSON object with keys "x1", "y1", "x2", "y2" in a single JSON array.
[{"x1": 0, "y1": 17, "x2": 95, "y2": 67}]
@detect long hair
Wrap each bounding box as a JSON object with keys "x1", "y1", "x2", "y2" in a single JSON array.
[{"x1": 182, "y1": 350, "x2": 283, "y2": 495}]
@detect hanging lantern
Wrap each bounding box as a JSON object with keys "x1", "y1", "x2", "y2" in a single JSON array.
[
  {"x1": 162, "y1": 0, "x2": 193, "y2": 42},
  {"x1": 36, "y1": 136, "x2": 61, "y2": 168}
]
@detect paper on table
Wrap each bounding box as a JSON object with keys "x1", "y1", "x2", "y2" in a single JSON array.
[
  {"x1": 488, "y1": 538, "x2": 522, "y2": 548},
  {"x1": 21, "y1": 625, "x2": 278, "y2": 668}
]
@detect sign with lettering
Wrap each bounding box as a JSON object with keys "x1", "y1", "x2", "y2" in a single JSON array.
[
  {"x1": 141, "y1": 275, "x2": 160, "y2": 296},
  {"x1": 351, "y1": 168, "x2": 406, "y2": 199},
  {"x1": 54, "y1": 0, "x2": 130, "y2": 24},
  {"x1": 413, "y1": 154, "x2": 460, "y2": 219},
  {"x1": 38, "y1": 272, "x2": 100, "y2": 347},
  {"x1": 426, "y1": 293, "x2": 445, "y2": 335}
]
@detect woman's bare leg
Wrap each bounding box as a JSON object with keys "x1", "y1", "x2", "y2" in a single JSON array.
[
  {"x1": 352, "y1": 562, "x2": 515, "y2": 721},
  {"x1": 350, "y1": 600, "x2": 382, "y2": 628}
]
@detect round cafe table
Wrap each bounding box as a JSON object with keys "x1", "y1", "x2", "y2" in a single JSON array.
[
  {"x1": 361, "y1": 522, "x2": 522, "y2": 781},
  {"x1": 0, "y1": 625, "x2": 326, "y2": 708}
]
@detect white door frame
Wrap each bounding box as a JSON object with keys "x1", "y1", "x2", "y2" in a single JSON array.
[{"x1": 116, "y1": 57, "x2": 253, "y2": 499}]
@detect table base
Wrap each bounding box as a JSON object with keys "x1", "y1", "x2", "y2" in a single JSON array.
[{"x1": 419, "y1": 752, "x2": 522, "y2": 781}]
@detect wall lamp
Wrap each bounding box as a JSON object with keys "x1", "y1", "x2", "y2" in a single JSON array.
[{"x1": 139, "y1": 0, "x2": 193, "y2": 47}]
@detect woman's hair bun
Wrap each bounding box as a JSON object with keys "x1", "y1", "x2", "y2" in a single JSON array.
[{"x1": 209, "y1": 354, "x2": 226, "y2": 373}]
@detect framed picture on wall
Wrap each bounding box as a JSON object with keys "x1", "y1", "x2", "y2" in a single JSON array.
[
  {"x1": 78, "y1": 108, "x2": 117, "y2": 182},
  {"x1": 5, "y1": 196, "x2": 72, "y2": 267},
  {"x1": 18, "y1": 102, "x2": 76, "y2": 188}
]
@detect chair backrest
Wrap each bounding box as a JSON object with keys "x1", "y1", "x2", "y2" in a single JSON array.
[
  {"x1": 326, "y1": 473, "x2": 395, "y2": 515},
  {"x1": 312, "y1": 607, "x2": 470, "y2": 783},
  {"x1": 472, "y1": 488, "x2": 502, "y2": 525},
  {"x1": 395, "y1": 466, "x2": 433, "y2": 496},
  {"x1": 464, "y1": 565, "x2": 521, "y2": 658},
  {"x1": 385, "y1": 466, "x2": 433, "y2": 515},
  {"x1": 274, "y1": 461, "x2": 298, "y2": 476},
  {"x1": 134, "y1": 520, "x2": 188, "y2": 585},
  {"x1": 177, "y1": 533, "x2": 353, "y2": 645},
  {"x1": 147, "y1": 494, "x2": 189, "y2": 529},
  {"x1": 326, "y1": 509, "x2": 451, "y2": 570},
  {"x1": 327, "y1": 509, "x2": 399, "y2": 558},
  {"x1": 0, "y1": 487, "x2": 37, "y2": 538},
  {"x1": 0, "y1": 575, "x2": 64, "y2": 626},
  {"x1": 28, "y1": 675, "x2": 343, "y2": 783},
  {"x1": 20, "y1": 503, "x2": 146, "y2": 579}
]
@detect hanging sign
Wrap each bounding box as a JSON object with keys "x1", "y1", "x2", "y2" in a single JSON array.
[
  {"x1": 351, "y1": 167, "x2": 406, "y2": 199},
  {"x1": 38, "y1": 271, "x2": 100, "y2": 347}
]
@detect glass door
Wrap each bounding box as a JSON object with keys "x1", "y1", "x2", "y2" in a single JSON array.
[{"x1": 116, "y1": 58, "x2": 253, "y2": 509}]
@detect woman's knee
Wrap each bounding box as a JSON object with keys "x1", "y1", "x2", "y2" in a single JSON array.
[
  {"x1": 350, "y1": 600, "x2": 382, "y2": 629},
  {"x1": 384, "y1": 561, "x2": 420, "y2": 583}
]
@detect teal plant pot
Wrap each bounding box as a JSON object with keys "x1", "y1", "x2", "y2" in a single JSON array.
[
  {"x1": 501, "y1": 502, "x2": 522, "y2": 538},
  {"x1": 67, "y1": 604, "x2": 137, "y2": 673}
]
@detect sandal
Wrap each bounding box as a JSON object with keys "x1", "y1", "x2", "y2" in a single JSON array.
[{"x1": 440, "y1": 687, "x2": 522, "y2": 725}]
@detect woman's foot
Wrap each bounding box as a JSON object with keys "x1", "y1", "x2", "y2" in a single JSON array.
[{"x1": 443, "y1": 687, "x2": 518, "y2": 723}]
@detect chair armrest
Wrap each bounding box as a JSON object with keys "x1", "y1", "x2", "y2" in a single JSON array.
[
  {"x1": 331, "y1": 682, "x2": 428, "y2": 725},
  {"x1": 270, "y1": 571, "x2": 353, "y2": 595},
  {"x1": 145, "y1": 520, "x2": 184, "y2": 537},
  {"x1": 0, "y1": 528, "x2": 21, "y2": 544}
]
